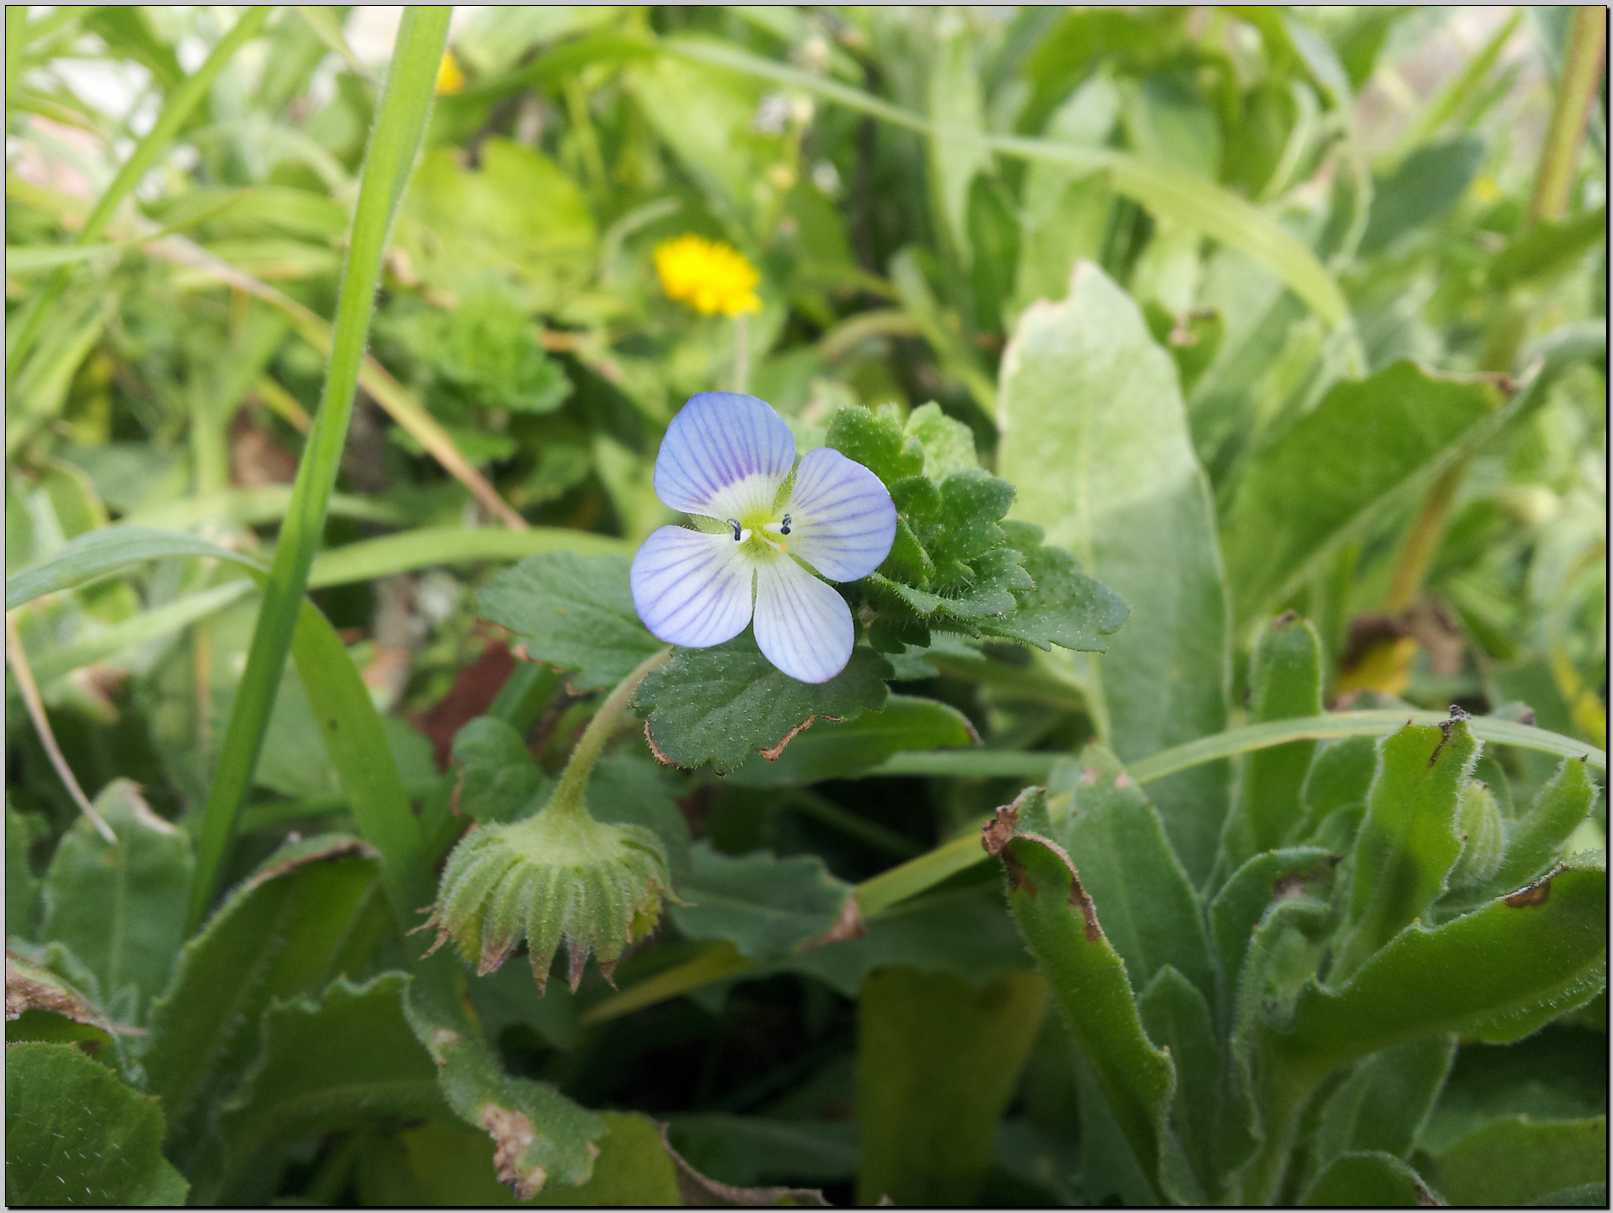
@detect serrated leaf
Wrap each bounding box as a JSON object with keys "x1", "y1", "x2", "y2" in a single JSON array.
[
  {"x1": 1279, "y1": 859, "x2": 1606, "y2": 1068},
  {"x1": 856, "y1": 968, "x2": 1047, "y2": 1204},
  {"x1": 978, "y1": 522, "x2": 1129, "y2": 653},
  {"x1": 825, "y1": 404, "x2": 925, "y2": 486},
  {"x1": 1423, "y1": 1115, "x2": 1607, "y2": 1207},
  {"x1": 1334, "y1": 718, "x2": 1478, "y2": 980},
  {"x1": 671, "y1": 843, "x2": 854, "y2": 961},
  {"x1": 1046, "y1": 749, "x2": 1214, "y2": 1001},
  {"x1": 903, "y1": 402, "x2": 977, "y2": 478},
  {"x1": 1223, "y1": 361, "x2": 1507, "y2": 622},
  {"x1": 636, "y1": 637, "x2": 891, "y2": 773},
  {"x1": 986, "y1": 788, "x2": 1179, "y2": 1198},
  {"x1": 143, "y1": 836, "x2": 383, "y2": 1162},
  {"x1": 479, "y1": 552, "x2": 663, "y2": 692},
  {"x1": 451, "y1": 716, "x2": 550, "y2": 824},
  {"x1": 1299, "y1": 1151, "x2": 1441, "y2": 1206},
  {"x1": 999, "y1": 262, "x2": 1231, "y2": 882},
  {"x1": 724, "y1": 694, "x2": 978, "y2": 788},
  {"x1": 5, "y1": 1041, "x2": 187, "y2": 1206},
  {"x1": 40, "y1": 780, "x2": 191, "y2": 1024},
  {"x1": 209, "y1": 973, "x2": 445, "y2": 1203},
  {"x1": 1218, "y1": 613, "x2": 1326, "y2": 871}
]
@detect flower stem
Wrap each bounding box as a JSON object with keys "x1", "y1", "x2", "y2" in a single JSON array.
[{"x1": 547, "y1": 648, "x2": 673, "y2": 819}]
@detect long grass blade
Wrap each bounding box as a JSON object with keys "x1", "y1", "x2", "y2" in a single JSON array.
[{"x1": 187, "y1": 8, "x2": 452, "y2": 929}]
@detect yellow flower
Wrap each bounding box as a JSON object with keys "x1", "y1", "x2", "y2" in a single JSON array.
[
  {"x1": 435, "y1": 50, "x2": 466, "y2": 96},
  {"x1": 653, "y1": 235, "x2": 762, "y2": 317}
]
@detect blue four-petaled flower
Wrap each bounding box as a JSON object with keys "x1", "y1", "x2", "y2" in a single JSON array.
[{"x1": 631, "y1": 393, "x2": 896, "y2": 683}]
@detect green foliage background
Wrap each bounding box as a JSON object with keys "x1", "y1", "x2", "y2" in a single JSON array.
[{"x1": 5, "y1": 6, "x2": 1606, "y2": 1207}]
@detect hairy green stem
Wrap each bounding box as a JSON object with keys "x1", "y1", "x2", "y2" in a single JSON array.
[
  {"x1": 548, "y1": 649, "x2": 673, "y2": 819},
  {"x1": 188, "y1": 8, "x2": 450, "y2": 930}
]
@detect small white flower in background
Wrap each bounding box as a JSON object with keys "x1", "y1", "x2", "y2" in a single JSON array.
[{"x1": 631, "y1": 393, "x2": 896, "y2": 684}]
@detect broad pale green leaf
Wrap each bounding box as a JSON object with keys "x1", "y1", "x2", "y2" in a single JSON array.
[
  {"x1": 999, "y1": 263, "x2": 1231, "y2": 881},
  {"x1": 1279, "y1": 859, "x2": 1607, "y2": 1069},
  {"x1": 143, "y1": 835, "x2": 384, "y2": 1159},
  {"x1": 207, "y1": 974, "x2": 445, "y2": 1203},
  {"x1": 1223, "y1": 361, "x2": 1507, "y2": 622},
  {"x1": 856, "y1": 968, "x2": 1048, "y2": 1204},
  {"x1": 450, "y1": 717, "x2": 551, "y2": 823},
  {"x1": 725, "y1": 695, "x2": 978, "y2": 788},
  {"x1": 5, "y1": 1041, "x2": 187, "y2": 1206},
  {"x1": 1219, "y1": 613, "x2": 1326, "y2": 871},
  {"x1": 986, "y1": 788, "x2": 1178, "y2": 1196},
  {"x1": 1299, "y1": 1151, "x2": 1441, "y2": 1206},
  {"x1": 478, "y1": 553, "x2": 663, "y2": 693},
  {"x1": 1138, "y1": 966, "x2": 1222, "y2": 1198},
  {"x1": 635, "y1": 638, "x2": 891, "y2": 773},
  {"x1": 1488, "y1": 756, "x2": 1599, "y2": 895},
  {"x1": 1423, "y1": 1115, "x2": 1607, "y2": 1207},
  {"x1": 1045, "y1": 749, "x2": 1214, "y2": 1000},
  {"x1": 40, "y1": 781, "x2": 191, "y2": 1023},
  {"x1": 671, "y1": 842, "x2": 854, "y2": 961},
  {"x1": 1312, "y1": 1037, "x2": 1455, "y2": 1168},
  {"x1": 404, "y1": 953, "x2": 606, "y2": 1196},
  {"x1": 1334, "y1": 718, "x2": 1477, "y2": 980}
]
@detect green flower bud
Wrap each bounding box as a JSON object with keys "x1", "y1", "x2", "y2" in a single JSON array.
[
  {"x1": 1450, "y1": 778, "x2": 1505, "y2": 889},
  {"x1": 423, "y1": 805, "x2": 671, "y2": 993}
]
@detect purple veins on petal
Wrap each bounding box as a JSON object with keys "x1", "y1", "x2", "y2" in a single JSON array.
[
  {"x1": 630, "y1": 526, "x2": 755, "y2": 648},
  {"x1": 752, "y1": 557, "x2": 854, "y2": 684},
  {"x1": 783, "y1": 447, "x2": 897, "y2": 582},
  {"x1": 652, "y1": 392, "x2": 796, "y2": 518}
]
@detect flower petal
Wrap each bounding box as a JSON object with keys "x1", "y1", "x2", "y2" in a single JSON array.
[
  {"x1": 752, "y1": 557, "x2": 854, "y2": 684},
  {"x1": 652, "y1": 392, "x2": 796, "y2": 521},
  {"x1": 630, "y1": 526, "x2": 754, "y2": 648},
  {"x1": 782, "y1": 447, "x2": 897, "y2": 582}
]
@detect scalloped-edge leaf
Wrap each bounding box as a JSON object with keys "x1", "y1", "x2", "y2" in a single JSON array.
[{"x1": 671, "y1": 843, "x2": 856, "y2": 961}]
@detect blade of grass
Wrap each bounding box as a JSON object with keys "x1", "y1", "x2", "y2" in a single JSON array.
[
  {"x1": 5, "y1": 6, "x2": 271, "y2": 379},
  {"x1": 306, "y1": 526, "x2": 629, "y2": 588},
  {"x1": 188, "y1": 7, "x2": 452, "y2": 930}
]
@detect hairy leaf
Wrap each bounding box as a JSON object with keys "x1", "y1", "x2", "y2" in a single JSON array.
[
  {"x1": 725, "y1": 694, "x2": 978, "y2": 787},
  {"x1": 671, "y1": 842, "x2": 855, "y2": 961}
]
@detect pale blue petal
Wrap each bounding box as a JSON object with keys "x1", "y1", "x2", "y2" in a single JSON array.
[
  {"x1": 782, "y1": 447, "x2": 896, "y2": 582},
  {"x1": 653, "y1": 392, "x2": 796, "y2": 521},
  {"x1": 630, "y1": 526, "x2": 754, "y2": 648},
  {"x1": 752, "y1": 557, "x2": 854, "y2": 684}
]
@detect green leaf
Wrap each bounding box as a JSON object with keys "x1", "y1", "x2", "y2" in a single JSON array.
[
  {"x1": 1334, "y1": 718, "x2": 1478, "y2": 980},
  {"x1": 1137, "y1": 966, "x2": 1222, "y2": 1198},
  {"x1": 926, "y1": 18, "x2": 991, "y2": 260},
  {"x1": 209, "y1": 974, "x2": 445, "y2": 1203},
  {"x1": 450, "y1": 717, "x2": 550, "y2": 823},
  {"x1": 979, "y1": 521, "x2": 1130, "y2": 653},
  {"x1": 1423, "y1": 1115, "x2": 1607, "y2": 1208},
  {"x1": 824, "y1": 404, "x2": 925, "y2": 487},
  {"x1": 6, "y1": 803, "x2": 44, "y2": 938},
  {"x1": 478, "y1": 553, "x2": 663, "y2": 693},
  {"x1": 403, "y1": 954, "x2": 607, "y2": 1197},
  {"x1": 1219, "y1": 613, "x2": 1326, "y2": 870},
  {"x1": 1045, "y1": 748, "x2": 1214, "y2": 1000},
  {"x1": 724, "y1": 695, "x2": 978, "y2": 788},
  {"x1": 671, "y1": 842, "x2": 855, "y2": 961},
  {"x1": 5, "y1": 1041, "x2": 187, "y2": 1206},
  {"x1": 856, "y1": 968, "x2": 1048, "y2": 1204},
  {"x1": 1222, "y1": 361, "x2": 1507, "y2": 622},
  {"x1": 1488, "y1": 756, "x2": 1600, "y2": 895},
  {"x1": 635, "y1": 638, "x2": 891, "y2": 773},
  {"x1": 1312, "y1": 1037, "x2": 1455, "y2": 1168},
  {"x1": 1359, "y1": 136, "x2": 1484, "y2": 255},
  {"x1": 3, "y1": 952, "x2": 120, "y2": 1061},
  {"x1": 4, "y1": 524, "x2": 263, "y2": 611},
  {"x1": 1209, "y1": 848, "x2": 1339, "y2": 1024},
  {"x1": 1490, "y1": 205, "x2": 1608, "y2": 289},
  {"x1": 1279, "y1": 859, "x2": 1607, "y2": 1070},
  {"x1": 668, "y1": 1116, "x2": 856, "y2": 1187},
  {"x1": 986, "y1": 788, "x2": 1178, "y2": 1197},
  {"x1": 999, "y1": 262, "x2": 1230, "y2": 881},
  {"x1": 40, "y1": 781, "x2": 192, "y2": 1023},
  {"x1": 1299, "y1": 735, "x2": 1378, "y2": 839},
  {"x1": 143, "y1": 836, "x2": 384, "y2": 1159},
  {"x1": 1299, "y1": 1151, "x2": 1441, "y2": 1206}
]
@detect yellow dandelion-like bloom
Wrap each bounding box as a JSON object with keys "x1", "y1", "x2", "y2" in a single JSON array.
[
  {"x1": 654, "y1": 235, "x2": 762, "y2": 317},
  {"x1": 436, "y1": 50, "x2": 466, "y2": 96}
]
